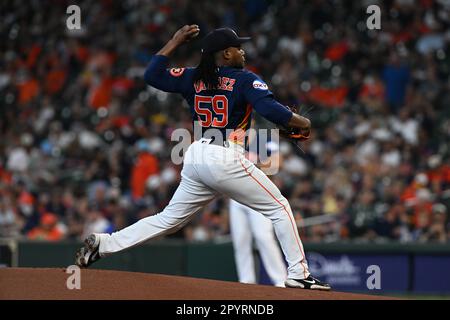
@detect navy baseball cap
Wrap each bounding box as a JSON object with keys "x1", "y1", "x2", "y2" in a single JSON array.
[{"x1": 201, "y1": 28, "x2": 251, "y2": 54}]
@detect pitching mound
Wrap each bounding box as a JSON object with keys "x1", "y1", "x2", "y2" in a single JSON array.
[{"x1": 0, "y1": 268, "x2": 395, "y2": 300}]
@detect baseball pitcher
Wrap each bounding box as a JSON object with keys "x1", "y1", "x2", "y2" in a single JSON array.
[{"x1": 75, "y1": 25, "x2": 330, "y2": 290}]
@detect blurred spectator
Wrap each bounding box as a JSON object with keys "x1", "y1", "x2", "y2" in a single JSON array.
[
  {"x1": 374, "y1": 204, "x2": 404, "y2": 241},
  {"x1": 418, "y1": 203, "x2": 448, "y2": 243},
  {"x1": 0, "y1": 198, "x2": 21, "y2": 238},
  {"x1": 81, "y1": 210, "x2": 113, "y2": 240},
  {"x1": 426, "y1": 154, "x2": 450, "y2": 196},
  {"x1": 27, "y1": 213, "x2": 65, "y2": 241},
  {"x1": 347, "y1": 190, "x2": 379, "y2": 240},
  {"x1": 131, "y1": 140, "x2": 160, "y2": 200},
  {"x1": 382, "y1": 52, "x2": 410, "y2": 113}
]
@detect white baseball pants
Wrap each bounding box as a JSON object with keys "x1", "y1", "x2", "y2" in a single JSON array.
[
  {"x1": 229, "y1": 199, "x2": 287, "y2": 287},
  {"x1": 98, "y1": 139, "x2": 310, "y2": 280}
]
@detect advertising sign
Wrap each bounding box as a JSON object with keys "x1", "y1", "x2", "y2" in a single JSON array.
[{"x1": 259, "y1": 252, "x2": 409, "y2": 293}]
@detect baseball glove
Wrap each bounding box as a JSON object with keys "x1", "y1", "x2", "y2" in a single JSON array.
[{"x1": 277, "y1": 105, "x2": 311, "y2": 141}]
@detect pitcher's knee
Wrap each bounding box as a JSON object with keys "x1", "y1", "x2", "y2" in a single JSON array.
[
  {"x1": 261, "y1": 196, "x2": 293, "y2": 220},
  {"x1": 279, "y1": 196, "x2": 290, "y2": 208},
  {"x1": 272, "y1": 196, "x2": 291, "y2": 213}
]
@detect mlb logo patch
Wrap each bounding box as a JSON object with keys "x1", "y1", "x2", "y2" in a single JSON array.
[
  {"x1": 252, "y1": 80, "x2": 268, "y2": 90},
  {"x1": 170, "y1": 68, "x2": 185, "y2": 77}
]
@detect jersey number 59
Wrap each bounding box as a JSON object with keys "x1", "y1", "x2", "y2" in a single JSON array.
[{"x1": 194, "y1": 95, "x2": 229, "y2": 127}]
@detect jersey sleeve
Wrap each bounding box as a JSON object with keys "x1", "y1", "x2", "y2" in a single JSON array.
[
  {"x1": 144, "y1": 55, "x2": 193, "y2": 95},
  {"x1": 242, "y1": 72, "x2": 273, "y2": 104},
  {"x1": 242, "y1": 72, "x2": 293, "y2": 126}
]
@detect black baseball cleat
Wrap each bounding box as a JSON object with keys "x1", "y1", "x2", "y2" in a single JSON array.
[
  {"x1": 285, "y1": 275, "x2": 331, "y2": 291},
  {"x1": 75, "y1": 234, "x2": 101, "y2": 268}
]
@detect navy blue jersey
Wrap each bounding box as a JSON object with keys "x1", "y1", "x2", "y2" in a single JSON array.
[{"x1": 144, "y1": 55, "x2": 292, "y2": 144}]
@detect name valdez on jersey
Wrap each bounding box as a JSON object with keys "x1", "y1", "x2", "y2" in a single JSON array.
[{"x1": 194, "y1": 76, "x2": 236, "y2": 92}]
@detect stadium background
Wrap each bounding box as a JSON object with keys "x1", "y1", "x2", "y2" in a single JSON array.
[{"x1": 0, "y1": 0, "x2": 449, "y2": 296}]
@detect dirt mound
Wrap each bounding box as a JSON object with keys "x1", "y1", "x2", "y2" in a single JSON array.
[{"x1": 0, "y1": 268, "x2": 395, "y2": 300}]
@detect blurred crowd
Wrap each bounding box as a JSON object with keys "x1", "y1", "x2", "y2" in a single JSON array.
[{"x1": 1, "y1": 0, "x2": 449, "y2": 243}]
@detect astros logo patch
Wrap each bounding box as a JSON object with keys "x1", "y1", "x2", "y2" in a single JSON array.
[
  {"x1": 170, "y1": 68, "x2": 185, "y2": 77},
  {"x1": 252, "y1": 80, "x2": 268, "y2": 90}
]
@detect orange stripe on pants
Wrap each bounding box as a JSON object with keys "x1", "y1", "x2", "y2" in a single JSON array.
[{"x1": 239, "y1": 158, "x2": 308, "y2": 279}]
